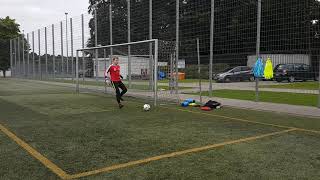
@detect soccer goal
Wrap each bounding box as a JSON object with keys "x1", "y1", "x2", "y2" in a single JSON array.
[{"x1": 75, "y1": 39, "x2": 179, "y2": 106}]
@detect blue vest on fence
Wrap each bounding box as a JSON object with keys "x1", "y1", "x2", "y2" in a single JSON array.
[{"x1": 253, "y1": 58, "x2": 264, "y2": 78}]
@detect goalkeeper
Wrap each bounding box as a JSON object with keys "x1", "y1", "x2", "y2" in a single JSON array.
[{"x1": 105, "y1": 56, "x2": 127, "y2": 109}]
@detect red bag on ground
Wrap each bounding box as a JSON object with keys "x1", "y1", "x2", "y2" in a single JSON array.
[{"x1": 201, "y1": 106, "x2": 212, "y2": 111}]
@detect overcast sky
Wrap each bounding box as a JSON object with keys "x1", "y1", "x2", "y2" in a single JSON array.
[{"x1": 0, "y1": 0, "x2": 89, "y2": 33}]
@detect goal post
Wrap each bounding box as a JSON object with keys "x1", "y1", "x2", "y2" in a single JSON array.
[{"x1": 75, "y1": 39, "x2": 178, "y2": 106}]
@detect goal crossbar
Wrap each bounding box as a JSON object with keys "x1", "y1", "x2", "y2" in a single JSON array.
[{"x1": 76, "y1": 39, "x2": 158, "y2": 52}]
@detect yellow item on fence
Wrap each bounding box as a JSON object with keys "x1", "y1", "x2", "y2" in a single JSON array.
[{"x1": 264, "y1": 58, "x2": 274, "y2": 80}]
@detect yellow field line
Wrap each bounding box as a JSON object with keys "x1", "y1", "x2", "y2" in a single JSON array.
[
  {"x1": 69, "y1": 129, "x2": 296, "y2": 179},
  {"x1": 0, "y1": 123, "x2": 70, "y2": 180},
  {"x1": 162, "y1": 107, "x2": 320, "y2": 135}
]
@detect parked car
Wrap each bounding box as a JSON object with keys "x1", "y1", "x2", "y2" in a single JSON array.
[
  {"x1": 214, "y1": 66, "x2": 254, "y2": 83},
  {"x1": 274, "y1": 63, "x2": 319, "y2": 82}
]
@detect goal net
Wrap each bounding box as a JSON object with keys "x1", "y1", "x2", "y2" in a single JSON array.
[{"x1": 75, "y1": 39, "x2": 179, "y2": 106}]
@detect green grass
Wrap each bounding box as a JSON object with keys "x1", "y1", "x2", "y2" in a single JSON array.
[
  {"x1": 0, "y1": 78, "x2": 320, "y2": 179},
  {"x1": 260, "y1": 81, "x2": 319, "y2": 90},
  {"x1": 196, "y1": 89, "x2": 318, "y2": 107}
]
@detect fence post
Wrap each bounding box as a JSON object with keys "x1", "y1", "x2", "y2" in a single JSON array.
[
  {"x1": 149, "y1": 0, "x2": 153, "y2": 90},
  {"x1": 52, "y1": 24, "x2": 56, "y2": 79},
  {"x1": 127, "y1": 0, "x2": 132, "y2": 88},
  {"x1": 76, "y1": 50, "x2": 79, "y2": 93},
  {"x1": 154, "y1": 39, "x2": 158, "y2": 106},
  {"x1": 22, "y1": 34, "x2": 25, "y2": 76},
  {"x1": 70, "y1": 18, "x2": 74, "y2": 80},
  {"x1": 32, "y1": 31, "x2": 35, "y2": 78},
  {"x1": 10, "y1": 39, "x2": 13, "y2": 77},
  {"x1": 66, "y1": 15, "x2": 69, "y2": 75},
  {"x1": 38, "y1": 29, "x2": 41, "y2": 80},
  {"x1": 27, "y1": 34, "x2": 30, "y2": 77},
  {"x1": 197, "y1": 38, "x2": 202, "y2": 104},
  {"x1": 318, "y1": 56, "x2": 320, "y2": 108},
  {"x1": 60, "y1": 21, "x2": 64, "y2": 75},
  {"x1": 104, "y1": 49, "x2": 107, "y2": 93},
  {"x1": 45, "y1": 27, "x2": 48, "y2": 77},
  {"x1": 170, "y1": 53, "x2": 174, "y2": 94},
  {"x1": 94, "y1": 8, "x2": 98, "y2": 80},
  {"x1": 109, "y1": 0, "x2": 113, "y2": 56},
  {"x1": 14, "y1": 39, "x2": 17, "y2": 76},
  {"x1": 17, "y1": 36, "x2": 20, "y2": 76},
  {"x1": 175, "y1": 0, "x2": 179, "y2": 95},
  {"x1": 255, "y1": 0, "x2": 262, "y2": 102},
  {"x1": 81, "y1": 14, "x2": 85, "y2": 82},
  {"x1": 209, "y1": 0, "x2": 215, "y2": 97}
]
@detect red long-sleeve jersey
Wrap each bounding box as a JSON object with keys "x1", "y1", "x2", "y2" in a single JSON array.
[{"x1": 106, "y1": 65, "x2": 121, "y2": 82}]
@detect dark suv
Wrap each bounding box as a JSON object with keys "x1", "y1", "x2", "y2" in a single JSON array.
[
  {"x1": 214, "y1": 66, "x2": 254, "y2": 83},
  {"x1": 274, "y1": 63, "x2": 319, "y2": 82}
]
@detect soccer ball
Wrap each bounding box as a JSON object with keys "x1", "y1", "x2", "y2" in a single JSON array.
[{"x1": 143, "y1": 104, "x2": 151, "y2": 111}]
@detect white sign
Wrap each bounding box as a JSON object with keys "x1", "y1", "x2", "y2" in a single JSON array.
[
  {"x1": 178, "y1": 59, "x2": 185, "y2": 69},
  {"x1": 158, "y1": 62, "x2": 168, "y2": 66}
]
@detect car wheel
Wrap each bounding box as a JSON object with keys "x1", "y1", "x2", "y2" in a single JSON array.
[
  {"x1": 288, "y1": 76, "x2": 295, "y2": 83},
  {"x1": 249, "y1": 76, "x2": 255, "y2": 82},
  {"x1": 224, "y1": 77, "x2": 231, "y2": 83},
  {"x1": 274, "y1": 77, "x2": 283, "y2": 82},
  {"x1": 315, "y1": 76, "x2": 319, "y2": 82}
]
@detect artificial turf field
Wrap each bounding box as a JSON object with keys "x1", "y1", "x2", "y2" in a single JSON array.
[{"x1": 0, "y1": 78, "x2": 320, "y2": 180}]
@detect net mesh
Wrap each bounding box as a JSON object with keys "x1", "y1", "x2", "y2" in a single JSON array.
[{"x1": 76, "y1": 40, "x2": 178, "y2": 105}]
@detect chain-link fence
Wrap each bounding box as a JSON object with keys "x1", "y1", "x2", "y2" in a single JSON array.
[{"x1": 8, "y1": 0, "x2": 320, "y2": 108}]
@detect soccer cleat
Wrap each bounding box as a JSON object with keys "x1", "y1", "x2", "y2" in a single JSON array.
[{"x1": 119, "y1": 103, "x2": 124, "y2": 109}]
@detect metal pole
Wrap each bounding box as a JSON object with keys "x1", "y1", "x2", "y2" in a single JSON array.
[
  {"x1": 70, "y1": 18, "x2": 74, "y2": 80},
  {"x1": 175, "y1": 0, "x2": 179, "y2": 95},
  {"x1": 104, "y1": 49, "x2": 107, "y2": 93},
  {"x1": 109, "y1": 0, "x2": 113, "y2": 56},
  {"x1": 197, "y1": 38, "x2": 202, "y2": 104},
  {"x1": 38, "y1": 29, "x2": 41, "y2": 80},
  {"x1": 22, "y1": 34, "x2": 25, "y2": 76},
  {"x1": 127, "y1": 0, "x2": 131, "y2": 88},
  {"x1": 170, "y1": 53, "x2": 174, "y2": 94},
  {"x1": 209, "y1": 0, "x2": 214, "y2": 97},
  {"x1": 32, "y1": 31, "x2": 35, "y2": 77},
  {"x1": 17, "y1": 37, "x2": 20, "y2": 76},
  {"x1": 149, "y1": 0, "x2": 153, "y2": 89},
  {"x1": 45, "y1": 27, "x2": 48, "y2": 77},
  {"x1": 76, "y1": 50, "x2": 79, "y2": 93},
  {"x1": 60, "y1": 21, "x2": 64, "y2": 75},
  {"x1": 52, "y1": 24, "x2": 56, "y2": 79},
  {"x1": 81, "y1": 14, "x2": 85, "y2": 81},
  {"x1": 318, "y1": 58, "x2": 320, "y2": 108},
  {"x1": 255, "y1": 0, "x2": 262, "y2": 102},
  {"x1": 154, "y1": 39, "x2": 159, "y2": 106},
  {"x1": 318, "y1": 57, "x2": 320, "y2": 108},
  {"x1": 14, "y1": 39, "x2": 16, "y2": 77},
  {"x1": 65, "y1": 13, "x2": 69, "y2": 75},
  {"x1": 10, "y1": 39, "x2": 13, "y2": 77},
  {"x1": 94, "y1": 8, "x2": 98, "y2": 80},
  {"x1": 27, "y1": 34, "x2": 30, "y2": 77}
]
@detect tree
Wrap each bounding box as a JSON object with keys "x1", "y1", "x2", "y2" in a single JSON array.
[
  {"x1": 87, "y1": 0, "x2": 176, "y2": 46},
  {"x1": 86, "y1": 0, "x2": 319, "y2": 66},
  {"x1": 0, "y1": 16, "x2": 20, "y2": 77}
]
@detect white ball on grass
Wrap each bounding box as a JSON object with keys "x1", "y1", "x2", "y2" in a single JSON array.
[{"x1": 143, "y1": 104, "x2": 151, "y2": 111}]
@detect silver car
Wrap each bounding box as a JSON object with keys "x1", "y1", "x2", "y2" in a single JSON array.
[{"x1": 214, "y1": 66, "x2": 254, "y2": 83}]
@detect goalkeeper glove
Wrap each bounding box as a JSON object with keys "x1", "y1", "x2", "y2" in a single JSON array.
[{"x1": 105, "y1": 77, "x2": 111, "y2": 86}]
